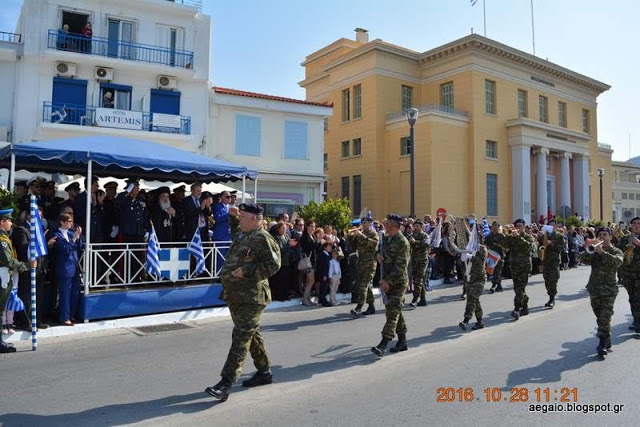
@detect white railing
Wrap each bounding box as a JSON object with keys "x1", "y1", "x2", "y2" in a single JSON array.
[{"x1": 83, "y1": 241, "x2": 230, "y2": 291}]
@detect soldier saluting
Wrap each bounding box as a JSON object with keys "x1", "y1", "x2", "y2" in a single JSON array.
[
  {"x1": 347, "y1": 217, "x2": 379, "y2": 318},
  {"x1": 539, "y1": 219, "x2": 565, "y2": 309},
  {"x1": 206, "y1": 203, "x2": 281, "y2": 402}
]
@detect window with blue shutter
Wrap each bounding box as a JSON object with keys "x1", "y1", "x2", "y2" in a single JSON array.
[
  {"x1": 486, "y1": 174, "x2": 498, "y2": 216},
  {"x1": 235, "y1": 114, "x2": 261, "y2": 156},
  {"x1": 284, "y1": 120, "x2": 308, "y2": 159}
]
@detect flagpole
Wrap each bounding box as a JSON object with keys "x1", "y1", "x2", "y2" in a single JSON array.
[
  {"x1": 531, "y1": 0, "x2": 536, "y2": 55},
  {"x1": 29, "y1": 195, "x2": 37, "y2": 351},
  {"x1": 483, "y1": 0, "x2": 487, "y2": 37}
]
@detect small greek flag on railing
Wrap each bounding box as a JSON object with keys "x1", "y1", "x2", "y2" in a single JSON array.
[
  {"x1": 145, "y1": 224, "x2": 162, "y2": 278},
  {"x1": 188, "y1": 228, "x2": 205, "y2": 275},
  {"x1": 482, "y1": 217, "x2": 491, "y2": 237},
  {"x1": 32, "y1": 208, "x2": 48, "y2": 257}
]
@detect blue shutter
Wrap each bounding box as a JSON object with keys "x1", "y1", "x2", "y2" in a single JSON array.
[
  {"x1": 486, "y1": 174, "x2": 498, "y2": 216},
  {"x1": 284, "y1": 120, "x2": 308, "y2": 159},
  {"x1": 51, "y1": 77, "x2": 88, "y2": 125},
  {"x1": 150, "y1": 89, "x2": 181, "y2": 115},
  {"x1": 235, "y1": 114, "x2": 261, "y2": 156}
]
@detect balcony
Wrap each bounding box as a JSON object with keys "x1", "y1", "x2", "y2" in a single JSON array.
[
  {"x1": 47, "y1": 30, "x2": 194, "y2": 69},
  {"x1": 0, "y1": 31, "x2": 22, "y2": 43},
  {"x1": 386, "y1": 104, "x2": 469, "y2": 124},
  {"x1": 43, "y1": 102, "x2": 191, "y2": 135},
  {"x1": 163, "y1": 0, "x2": 202, "y2": 10}
]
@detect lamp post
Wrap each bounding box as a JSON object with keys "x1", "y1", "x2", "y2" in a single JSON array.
[
  {"x1": 406, "y1": 107, "x2": 419, "y2": 218},
  {"x1": 597, "y1": 168, "x2": 605, "y2": 221}
]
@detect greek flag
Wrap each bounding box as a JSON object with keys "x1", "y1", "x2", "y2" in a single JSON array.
[
  {"x1": 482, "y1": 217, "x2": 491, "y2": 237},
  {"x1": 470, "y1": 0, "x2": 478, "y2": 5},
  {"x1": 145, "y1": 224, "x2": 162, "y2": 278},
  {"x1": 6, "y1": 288, "x2": 25, "y2": 312},
  {"x1": 188, "y1": 228, "x2": 205, "y2": 275},
  {"x1": 32, "y1": 207, "x2": 48, "y2": 257}
]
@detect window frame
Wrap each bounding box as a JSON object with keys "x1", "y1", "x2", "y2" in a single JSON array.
[
  {"x1": 234, "y1": 113, "x2": 262, "y2": 157},
  {"x1": 517, "y1": 89, "x2": 527, "y2": 118},
  {"x1": 539, "y1": 95, "x2": 548, "y2": 123},
  {"x1": 401, "y1": 85, "x2": 413, "y2": 110},
  {"x1": 582, "y1": 109, "x2": 590, "y2": 134},
  {"x1": 485, "y1": 80, "x2": 496, "y2": 114},
  {"x1": 400, "y1": 136, "x2": 411, "y2": 157},
  {"x1": 485, "y1": 140, "x2": 498, "y2": 160},
  {"x1": 283, "y1": 120, "x2": 309, "y2": 160},
  {"x1": 341, "y1": 176, "x2": 350, "y2": 200},
  {"x1": 352, "y1": 138, "x2": 362, "y2": 156},
  {"x1": 440, "y1": 81, "x2": 454, "y2": 111},
  {"x1": 341, "y1": 88, "x2": 350, "y2": 122},
  {"x1": 353, "y1": 84, "x2": 362, "y2": 119},
  {"x1": 341, "y1": 140, "x2": 350, "y2": 158},
  {"x1": 558, "y1": 101, "x2": 567, "y2": 127}
]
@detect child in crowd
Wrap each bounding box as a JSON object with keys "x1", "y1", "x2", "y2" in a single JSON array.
[{"x1": 328, "y1": 249, "x2": 342, "y2": 305}]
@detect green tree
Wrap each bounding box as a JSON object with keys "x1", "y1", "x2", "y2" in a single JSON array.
[
  {"x1": 295, "y1": 198, "x2": 352, "y2": 231},
  {"x1": 0, "y1": 187, "x2": 19, "y2": 220}
]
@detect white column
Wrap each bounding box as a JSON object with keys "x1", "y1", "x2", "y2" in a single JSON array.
[
  {"x1": 535, "y1": 148, "x2": 549, "y2": 222},
  {"x1": 511, "y1": 145, "x2": 532, "y2": 223},
  {"x1": 560, "y1": 152, "x2": 572, "y2": 216},
  {"x1": 573, "y1": 154, "x2": 590, "y2": 221}
]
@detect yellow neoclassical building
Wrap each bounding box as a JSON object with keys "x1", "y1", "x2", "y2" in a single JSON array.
[{"x1": 300, "y1": 29, "x2": 613, "y2": 223}]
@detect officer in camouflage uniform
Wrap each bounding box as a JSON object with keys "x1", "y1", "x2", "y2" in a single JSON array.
[
  {"x1": 459, "y1": 241, "x2": 488, "y2": 331},
  {"x1": 540, "y1": 219, "x2": 565, "y2": 309},
  {"x1": 347, "y1": 217, "x2": 379, "y2": 318},
  {"x1": 503, "y1": 219, "x2": 535, "y2": 320},
  {"x1": 0, "y1": 208, "x2": 35, "y2": 353},
  {"x1": 616, "y1": 216, "x2": 640, "y2": 332},
  {"x1": 371, "y1": 214, "x2": 410, "y2": 357},
  {"x1": 485, "y1": 221, "x2": 506, "y2": 293},
  {"x1": 578, "y1": 227, "x2": 623, "y2": 357},
  {"x1": 206, "y1": 203, "x2": 281, "y2": 402},
  {"x1": 408, "y1": 220, "x2": 430, "y2": 308}
]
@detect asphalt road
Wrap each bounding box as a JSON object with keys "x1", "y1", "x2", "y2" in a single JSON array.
[{"x1": 1, "y1": 266, "x2": 638, "y2": 427}]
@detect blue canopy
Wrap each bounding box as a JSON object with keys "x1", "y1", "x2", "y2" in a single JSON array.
[{"x1": 0, "y1": 135, "x2": 257, "y2": 182}]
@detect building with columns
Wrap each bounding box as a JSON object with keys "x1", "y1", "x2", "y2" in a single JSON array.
[
  {"x1": 611, "y1": 160, "x2": 640, "y2": 223},
  {"x1": 301, "y1": 30, "x2": 613, "y2": 223}
]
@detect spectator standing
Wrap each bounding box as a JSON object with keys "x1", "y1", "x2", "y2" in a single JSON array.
[
  {"x1": 328, "y1": 249, "x2": 342, "y2": 305},
  {"x1": 81, "y1": 22, "x2": 92, "y2": 53},
  {"x1": 52, "y1": 213, "x2": 82, "y2": 325}
]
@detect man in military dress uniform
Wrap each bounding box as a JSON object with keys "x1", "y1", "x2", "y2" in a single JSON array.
[
  {"x1": 617, "y1": 216, "x2": 640, "y2": 332},
  {"x1": 485, "y1": 221, "x2": 506, "y2": 293},
  {"x1": 503, "y1": 219, "x2": 535, "y2": 320},
  {"x1": 116, "y1": 178, "x2": 147, "y2": 281},
  {"x1": 205, "y1": 203, "x2": 281, "y2": 402},
  {"x1": 458, "y1": 240, "x2": 488, "y2": 331},
  {"x1": 371, "y1": 214, "x2": 410, "y2": 357},
  {"x1": 346, "y1": 217, "x2": 379, "y2": 318},
  {"x1": 579, "y1": 227, "x2": 623, "y2": 357},
  {"x1": 539, "y1": 219, "x2": 565, "y2": 309},
  {"x1": 408, "y1": 220, "x2": 430, "y2": 308},
  {"x1": 0, "y1": 208, "x2": 36, "y2": 353}
]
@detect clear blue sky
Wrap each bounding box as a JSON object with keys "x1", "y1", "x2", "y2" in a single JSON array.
[{"x1": 2, "y1": 0, "x2": 638, "y2": 160}]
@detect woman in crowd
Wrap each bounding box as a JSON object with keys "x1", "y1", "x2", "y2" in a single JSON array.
[
  {"x1": 300, "y1": 221, "x2": 319, "y2": 306},
  {"x1": 268, "y1": 221, "x2": 297, "y2": 301}
]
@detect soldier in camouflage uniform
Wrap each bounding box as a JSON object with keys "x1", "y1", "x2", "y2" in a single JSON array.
[
  {"x1": 408, "y1": 220, "x2": 430, "y2": 308},
  {"x1": 458, "y1": 242, "x2": 488, "y2": 331},
  {"x1": 371, "y1": 214, "x2": 410, "y2": 357},
  {"x1": 616, "y1": 216, "x2": 640, "y2": 332},
  {"x1": 485, "y1": 221, "x2": 506, "y2": 293},
  {"x1": 347, "y1": 217, "x2": 380, "y2": 318},
  {"x1": 578, "y1": 227, "x2": 623, "y2": 357},
  {"x1": 206, "y1": 203, "x2": 281, "y2": 402},
  {"x1": 503, "y1": 219, "x2": 535, "y2": 320},
  {"x1": 540, "y1": 220, "x2": 565, "y2": 309}
]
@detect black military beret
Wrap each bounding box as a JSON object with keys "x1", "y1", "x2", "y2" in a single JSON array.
[
  {"x1": 360, "y1": 217, "x2": 373, "y2": 223},
  {"x1": 386, "y1": 213, "x2": 404, "y2": 224},
  {"x1": 47, "y1": 180, "x2": 57, "y2": 188},
  {"x1": 104, "y1": 181, "x2": 118, "y2": 189},
  {"x1": 513, "y1": 218, "x2": 525, "y2": 226},
  {"x1": 174, "y1": 185, "x2": 186, "y2": 192},
  {"x1": 65, "y1": 182, "x2": 80, "y2": 192},
  {"x1": 596, "y1": 227, "x2": 611, "y2": 236},
  {"x1": 492, "y1": 221, "x2": 501, "y2": 226},
  {"x1": 413, "y1": 219, "x2": 424, "y2": 225},
  {"x1": 239, "y1": 203, "x2": 264, "y2": 215},
  {"x1": 157, "y1": 186, "x2": 171, "y2": 195},
  {"x1": 631, "y1": 216, "x2": 640, "y2": 224},
  {"x1": 229, "y1": 190, "x2": 238, "y2": 195}
]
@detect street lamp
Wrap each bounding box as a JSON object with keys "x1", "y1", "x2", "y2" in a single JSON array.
[
  {"x1": 597, "y1": 168, "x2": 605, "y2": 221},
  {"x1": 406, "y1": 107, "x2": 419, "y2": 218}
]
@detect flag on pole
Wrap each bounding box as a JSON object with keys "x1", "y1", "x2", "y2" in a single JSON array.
[
  {"x1": 470, "y1": 0, "x2": 478, "y2": 5},
  {"x1": 188, "y1": 228, "x2": 206, "y2": 276},
  {"x1": 28, "y1": 195, "x2": 38, "y2": 351},
  {"x1": 482, "y1": 217, "x2": 491, "y2": 237},
  {"x1": 145, "y1": 224, "x2": 162, "y2": 278},
  {"x1": 32, "y1": 207, "x2": 48, "y2": 257},
  {"x1": 6, "y1": 288, "x2": 25, "y2": 312}
]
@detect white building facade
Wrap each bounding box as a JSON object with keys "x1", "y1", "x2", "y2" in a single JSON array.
[
  {"x1": 210, "y1": 88, "x2": 332, "y2": 217},
  {"x1": 612, "y1": 160, "x2": 640, "y2": 223},
  {"x1": 3, "y1": 0, "x2": 210, "y2": 151}
]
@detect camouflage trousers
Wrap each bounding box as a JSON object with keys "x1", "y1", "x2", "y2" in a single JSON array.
[
  {"x1": 221, "y1": 303, "x2": 270, "y2": 382},
  {"x1": 382, "y1": 289, "x2": 407, "y2": 340},
  {"x1": 623, "y1": 272, "x2": 640, "y2": 322},
  {"x1": 589, "y1": 294, "x2": 617, "y2": 340},
  {"x1": 491, "y1": 258, "x2": 504, "y2": 286},
  {"x1": 511, "y1": 263, "x2": 531, "y2": 309},
  {"x1": 542, "y1": 265, "x2": 560, "y2": 298},
  {"x1": 411, "y1": 260, "x2": 428, "y2": 298},
  {"x1": 463, "y1": 283, "x2": 484, "y2": 321},
  {"x1": 355, "y1": 264, "x2": 376, "y2": 306}
]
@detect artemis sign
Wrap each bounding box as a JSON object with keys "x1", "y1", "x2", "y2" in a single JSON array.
[{"x1": 95, "y1": 108, "x2": 143, "y2": 130}]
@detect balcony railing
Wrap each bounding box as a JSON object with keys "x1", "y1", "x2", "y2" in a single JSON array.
[
  {"x1": 43, "y1": 102, "x2": 191, "y2": 135},
  {"x1": 598, "y1": 142, "x2": 612, "y2": 150},
  {"x1": 163, "y1": 0, "x2": 202, "y2": 11},
  {"x1": 386, "y1": 104, "x2": 469, "y2": 123},
  {"x1": 47, "y1": 29, "x2": 194, "y2": 69},
  {"x1": 0, "y1": 31, "x2": 22, "y2": 43}
]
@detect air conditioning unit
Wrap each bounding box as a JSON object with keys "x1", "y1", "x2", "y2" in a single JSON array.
[
  {"x1": 157, "y1": 75, "x2": 177, "y2": 90},
  {"x1": 55, "y1": 61, "x2": 77, "y2": 78},
  {"x1": 95, "y1": 66, "x2": 114, "y2": 81}
]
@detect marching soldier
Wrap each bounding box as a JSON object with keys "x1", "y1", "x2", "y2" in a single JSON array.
[
  {"x1": 347, "y1": 217, "x2": 379, "y2": 318},
  {"x1": 371, "y1": 214, "x2": 410, "y2": 357},
  {"x1": 0, "y1": 208, "x2": 36, "y2": 353},
  {"x1": 578, "y1": 227, "x2": 623, "y2": 357},
  {"x1": 205, "y1": 203, "x2": 281, "y2": 402},
  {"x1": 485, "y1": 221, "x2": 506, "y2": 293},
  {"x1": 503, "y1": 219, "x2": 535, "y2": 320},
  {"x1": 616, "y1": 216, "x2": 640, "y2": 332},
  {"x1": 458, "y1": 239, "x2": 488, "y2": 331},
  {"x1": 539, "y1": 219, "x2": 565, "y2": 309},
  {"x1": 408, "y1": 220, "x2": 430, "y2": 308}
]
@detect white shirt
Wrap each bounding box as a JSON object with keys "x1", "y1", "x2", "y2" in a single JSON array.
[{"x1": 329, "y1": 258, "x2": 341, "y2": 278}]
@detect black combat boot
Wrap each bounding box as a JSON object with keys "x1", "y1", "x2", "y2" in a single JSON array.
[
  {"x1": 458, "y1": 320, "x2": 469, "y2": 331},
  {"x1": 389, "y1": 333, "x2": 408, "y2": 353},
  {"x1": 489, "y1": 285, "x2": 496, "y2": 294},
  {"x1": 605, "y1": 338, "x2": 612, "y2": 351},
  {"x1": 350, "y1": 304, "x2": 363, "y2": 318},
  {"x1": 371, "y1": 337, "x2": 390, "y2": 357},
  {"x1": 362, "y1": 304, "x2": 375, "y2": 315},
  {"x1": 511, "y1": 309, "x2": 520, "y2": 320},
  {"x1": 520, "y1": 305, "x2": 529, "y2": 316},
  {"x1": 495, "y1": 284, "x2": 504, "y2": 292},
  {"x1": 242, "y1": 370, "x2": 273, "y2": 388},
  {"x1": 472, "y1": 320, "x2": 485, "y2": 330},
  {"x1": 0, "y1": 336, "x2": 16, "y2": 354},
  {"x1": 205, "y1": 377, "x2": 233, "y2": 402},
  {"x1": 596, "y1": 337, "x2": 607, "y2": 357},
  {"x1": 409, "y1": 296, "x2": 419, "y2": 308},
  {"x1": 544, "y1": 297, "x2": 555, "y2": 308},
  {"x1": 417, "y1": 289, "x2": 427, "y2": 306}
]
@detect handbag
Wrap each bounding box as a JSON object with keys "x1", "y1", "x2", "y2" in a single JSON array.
[{"x1": 297, "y1": 253, "x2": 312, "y2": 271}]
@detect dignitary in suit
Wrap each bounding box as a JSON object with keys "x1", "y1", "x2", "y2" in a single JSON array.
[
  {"x1": 52, "y1": 213, "x2": 82, "y2": 325},
  {"x1": 182, "y1": 182, "x2": 206, "y2": 241}
]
